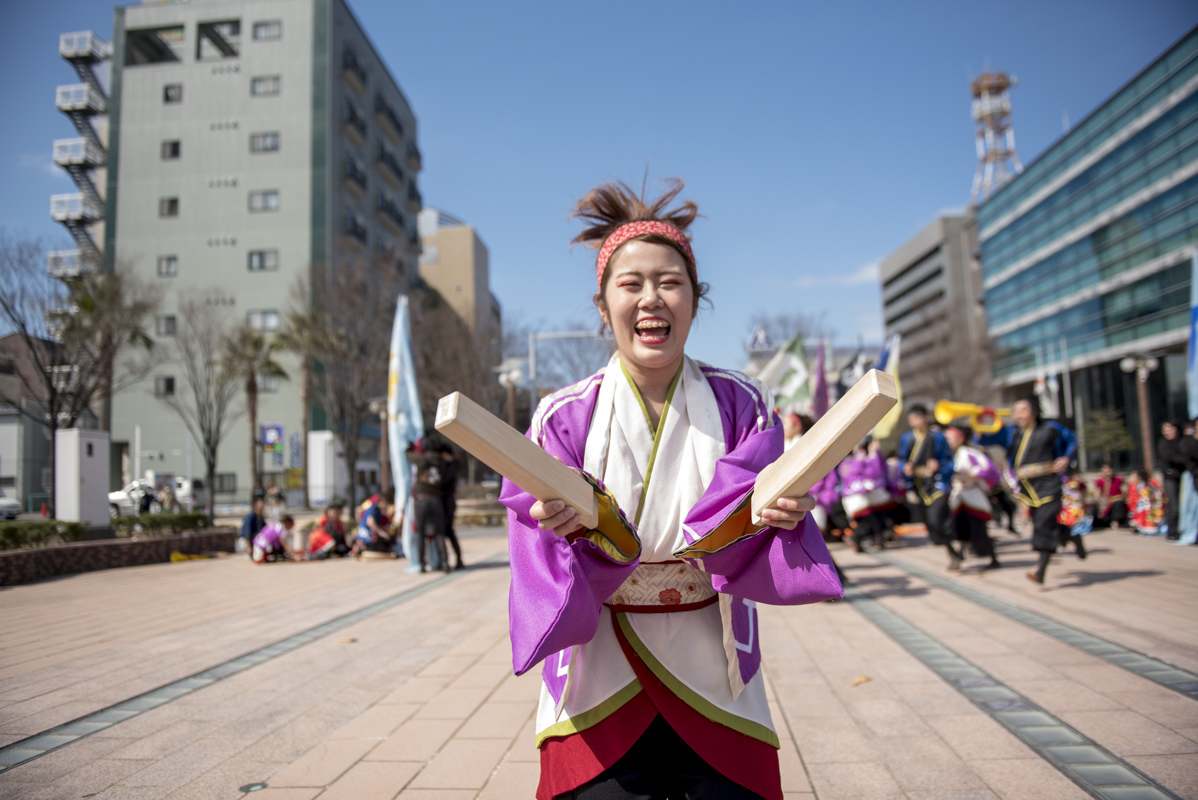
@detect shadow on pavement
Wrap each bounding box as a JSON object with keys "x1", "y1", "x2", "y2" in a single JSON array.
[
  {"x1": 1054, "y1": 569, "x2": 1163, "y2": 588},
  {"x1": 842, "y1": 574, "x2": 930, "y2": 598}
]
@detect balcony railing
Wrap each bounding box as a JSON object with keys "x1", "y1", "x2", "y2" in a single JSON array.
[
  {"x1": 374, "y1": 95, "x2": 404, "y2": 143},
  {"x1": 377, "y1": 195, "x2": 404, "y2": 232},
  {"x1": 47, "y1": 249, "x2": 91, "y2": 278},
  {"x1": 407, "y1": 182, "x2": 422, "y2": 211},
  {"x1": 343, "y1": 48, "x2": 367, "y2": 94},
  {"x1": 344, "y1": 157, "x2": 367, "y2": 196},
  {"x1": 53, "y1": 137, "x2": 105, "y2": 167},
  {"x1": 50, "y1": 193, "x2": 103, "y2": 222},
  {"x1": 376, "y1": 143, "x2": 404, "y2": 188},
  {"x1": 60, "y1": 31, "x2": 109, "y2": 60},
  {"x1": 407, "y1": 141, "x2": 422, "y2": 171},
  {"x1": 56, "y1": 83, "x2": 107, "y2": 114},
  {"x1": 343, "y1": 101, "x2": 367, "y2": 145}
]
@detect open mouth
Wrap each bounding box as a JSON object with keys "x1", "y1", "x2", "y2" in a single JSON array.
[{"x1": 634, "y1": 318, "x2": 670, "y2": 343}]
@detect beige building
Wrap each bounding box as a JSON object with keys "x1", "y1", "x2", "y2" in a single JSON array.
[
  {"x1": 879, "y1": 212, "x2": 994, "y2": 409},
  {"x1": 418, "y1": 208, "x2": 501, "y2": 355}
]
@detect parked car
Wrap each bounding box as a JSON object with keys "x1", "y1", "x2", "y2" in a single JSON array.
[
  {"x1": 109, "y1": 480, "x2": 152, "y2": 518},
  {"x1": 0, "y1": 490, "x2": 20, "y2": 520},
  {"x1": 109, "y1": 478, "x2": 208, "y2": 518}
]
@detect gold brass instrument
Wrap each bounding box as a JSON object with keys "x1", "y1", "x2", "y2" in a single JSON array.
[{"x1": 933, "y1": 400, "x2": 1010, "y2": 434}]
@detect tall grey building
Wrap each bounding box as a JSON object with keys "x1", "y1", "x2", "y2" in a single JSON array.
[
  {"x1": 879, "y1": 213, "x2": 993, "y2": 410},
  {"x1": 94, "y1": 0, "x2": 422, "y2": 503}
]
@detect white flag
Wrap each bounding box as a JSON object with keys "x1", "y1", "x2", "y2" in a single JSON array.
[{"x1": 387, "y1": 295, "x2": 423, "y2": 537}]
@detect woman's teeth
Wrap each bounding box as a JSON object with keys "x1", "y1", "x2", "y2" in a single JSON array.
[{"x1": 635, "y1": 320, "x2": 670, "y2": 339}]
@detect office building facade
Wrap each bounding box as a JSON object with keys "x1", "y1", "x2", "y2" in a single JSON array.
[
  {"x1": 978, "y1": 28, "x2": 1197, "y2": 466},
  {"x1": 102, "y1": 0, "x2": 422, "y2": 502}
]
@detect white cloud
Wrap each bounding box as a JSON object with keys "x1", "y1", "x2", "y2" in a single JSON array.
[
  {"x1": 18, "y1": 153, "x2": 67, "y2": 179},
  {"x1": 787, "y1": 259, "x2": 879, "y2": 289},
  {"x1": 842, "y1": 261, "x2": 879, "y2": 285}
]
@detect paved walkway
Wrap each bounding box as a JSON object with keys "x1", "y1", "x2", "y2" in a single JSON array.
[{"x1": 0, "y1": 525, "x2": 1195, "y2": 799}]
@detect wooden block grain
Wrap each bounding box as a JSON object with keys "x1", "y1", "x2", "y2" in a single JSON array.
[
  {"x1": 751, "y1": 369, "x2": 898, "y2": 523},
  {"x1": 435, "y1": 392, "x2": 599, "y2": 529}
]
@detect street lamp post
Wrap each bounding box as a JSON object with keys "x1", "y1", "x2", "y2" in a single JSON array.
[
  {"x1": 1120, "y1": 355, "x2": 1160, "y2": 475},
  {"x1": 496, "y1": 366, "x2": 524, "y2": 428},
  {"x1": 527, "y1": 330, "x2": 610, "y2": 410}
]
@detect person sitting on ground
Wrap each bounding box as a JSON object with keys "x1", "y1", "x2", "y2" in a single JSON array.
[
  {"x1": 1128, "y1": 468, "x2": 1164, "y2": 535},
  {"x1": 239, "y1": 497, "x2": 266, "y2": 557},
  {"x1": 357, "y1": 489, "x2": 397, "y2": 556},
  {"x1": 253, "y1": 515, "x2": 304, "y2": 563},
  {"x1": 308, "y1": 502, "x2": 351, "y2": 559},
  {"x1": 1059, "y1": 468, "x2": 1093, "y2": 540},
  {"x1": 1091, "y1": 463, "x2": 1128, "y2": 529}
]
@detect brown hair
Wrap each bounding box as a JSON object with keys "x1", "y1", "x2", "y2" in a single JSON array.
[{"x1": 571, "y1": 179, "x2": 709, "y2": 311}]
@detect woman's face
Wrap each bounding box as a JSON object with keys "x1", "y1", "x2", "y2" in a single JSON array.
[
  {"x1": 1163, "y1": 422, "x2": 1178, "y2": 439},
  {"x1": 599, "y1": 240, "x2": 695, "y2": 381}
]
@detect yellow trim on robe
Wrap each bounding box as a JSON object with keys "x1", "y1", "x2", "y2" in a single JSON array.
[{"x1": 534, "y1": 680, "x2": 644, "y2": 748}]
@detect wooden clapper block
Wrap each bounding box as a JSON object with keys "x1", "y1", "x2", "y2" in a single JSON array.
[
  {"x1": 435, "y1": 369, "x2": 897, "y2": 532},
  {"x1": 435, "y1": 393, "x2": 599, "y2": 529}
]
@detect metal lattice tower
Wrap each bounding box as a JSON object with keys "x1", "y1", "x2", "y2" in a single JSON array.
[
  {"x1": 969, "y1": 71, "x2": 1023, "y2": 205},
  {"x1": 50, "y1": 31, "x2": 110, "y2": 276}
]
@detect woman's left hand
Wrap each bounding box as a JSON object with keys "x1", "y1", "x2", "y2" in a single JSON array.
[{"x1": 759, "y1": 494, "x2": 816, "y2": 530}]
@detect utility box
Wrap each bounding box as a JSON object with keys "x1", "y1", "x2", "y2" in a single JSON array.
[{"x1": 56, "y1": 429, "x2": 110, "y2": 524}]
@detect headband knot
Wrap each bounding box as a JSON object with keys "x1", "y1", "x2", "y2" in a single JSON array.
[{"x1": 595, "y1": 221, "x2": 696, "y2": 288}]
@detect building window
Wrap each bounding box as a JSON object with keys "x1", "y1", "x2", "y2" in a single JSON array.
[
  {"x1": 154, "y1": 376, "x2": 176, "y2": 397},
  {"x1": 345, "y1": 211, "x2": 368, "y2": 245},
  {"x1": 163, "y1": 83, "x2": 183, "y2": 103},
  {"x1": 248, "y1": 249, "x2": 279, "y2": 271},
  {"x1": 161, "y1": 140, "x2": 181, "y2": 160},
  {"x1": 247, "y1": 310, "x2": 279, "y2": 330},
  {"x1": 213, "y1": 472, "x2": 237, "y2": 494},
  {"x1": 259, "y1": 374, "x2": 280, "y2": 393},
  {"x1": 159, "y1": 197, "x2": 179, "y2": 217},
  {"x1": 156, "y1": 315, "x2": 177, "y2": 336},
  {"x1": 250, "y1": 132, "x2": 279, "y2": 152},
  {"x1": 157, "y1": 255, "x2": 178, "y2": 277},
  {"x1": 248, "y1": 190, "x2": 278, "y2": 212},
  {"x1": 250, "y1": 75, "x2": 280, "y2": 96},
  {"x1": 252, "y1": 20, "x2": 282, "y2": 41},
  {"x1": 197, "y1": 20, "x2": 240, "y2": 61}
]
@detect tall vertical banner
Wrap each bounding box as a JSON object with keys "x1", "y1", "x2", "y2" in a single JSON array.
[
  {"x1": 1189, "y1": 253, "x2": 1198, "y2": 420},
  {"x1": 387, "y1": 295, "x2": 424, "y2": 563},
  {"x1": 812, "y1": 339, "x2": 829, "y2": 419},
  {"x1": 872, "y1": 333, "x2": 903, "y2": 439},
  {"x1": 758, "y1": 333, "x2": 811, "y2": 415}
]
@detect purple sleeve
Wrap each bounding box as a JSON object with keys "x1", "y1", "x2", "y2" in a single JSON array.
[
  {"x1": 813, "y1": 470, "x2": 840, "y2": 511},
  {"x1": 499, "y1": 390, "x2": 638, "y2": 676},
  {"x1": 676, "y1": 377, "x2": 843, "y2": 606}
]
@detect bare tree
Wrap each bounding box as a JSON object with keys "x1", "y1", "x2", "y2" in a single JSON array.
[
  {"x1": 749, "y1": 310, "x2": 837, "y2": 347},
  {"x1": 279, "y1": 277, "x2": 324, "y2": 509},
  {"x1": 0, "y1": 232, "x2": 158, "y2": 514},
  {"x1": 411, "y1": 284, "x2": 488, "y2": 426},
  {"x1": 310, "y1": 258, "x2": 396, "y2": 507},
  {"x1": 157, "y1": 291, "x2": 243, "y2": 525},
  {"x1": 535, "y1": 321, "x2": 613, "y2": 391},
  {"x1": 221, "y1": 326, "x2": 288, "y2": 496}
]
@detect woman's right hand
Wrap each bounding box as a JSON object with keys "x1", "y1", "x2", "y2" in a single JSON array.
[{"x1": 530, "y1": 500, "x2": 585, "y2": 537}]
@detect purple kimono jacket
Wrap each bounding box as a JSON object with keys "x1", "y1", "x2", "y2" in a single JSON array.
[{"x1": 500, "y1": 365, "x2": 843, "y2": 697}]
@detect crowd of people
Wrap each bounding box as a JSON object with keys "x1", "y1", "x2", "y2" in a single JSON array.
[
  {"x1": 236, "y1": 438, "x2": 466, "y2": 571},
  {"x1": 791, "y1": 396, "x2": 1193, "y2": 585}
]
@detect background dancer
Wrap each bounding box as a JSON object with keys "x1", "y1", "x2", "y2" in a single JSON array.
[
  {"x1": 501, "y1": 179, "x2": 842, "y2": 800},
  {"x1": 899, "y1": 405, "x2": 956, "y2": 568},
  {"x1": 838, "y1": 438, "x2": 892, "y2": 553},
  {"x1": 945, "y1": 424, "x2": 1002, "y2": 570},
  {"x1": 983, "y1": 398, "x2": 1077, "y2": 585}
]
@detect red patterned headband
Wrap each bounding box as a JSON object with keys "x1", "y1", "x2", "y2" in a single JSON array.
[{"x1": 595, "y1": 221, "x2": 696, "y2": 288}]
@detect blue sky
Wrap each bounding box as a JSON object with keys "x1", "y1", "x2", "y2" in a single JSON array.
[{"x1": 2, "y1": 0, "x2": 1195, "y2": 370}]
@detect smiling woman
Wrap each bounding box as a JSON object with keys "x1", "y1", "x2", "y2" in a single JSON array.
[{"x1": 499, "y1": 179, "x2": 843, "y2": 800}]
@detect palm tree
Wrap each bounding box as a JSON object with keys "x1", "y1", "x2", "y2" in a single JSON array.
[
  {"x1": 221, "y1": 326, "x2": 289, "y2": 497},
  {"x1": 278, "y1": 307, "x2": 325, "y2": 509}
]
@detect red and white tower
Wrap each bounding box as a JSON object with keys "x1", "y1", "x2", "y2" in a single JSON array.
[{"x1": 970, "y1": 71, "x2": 1023, "y2": 205}]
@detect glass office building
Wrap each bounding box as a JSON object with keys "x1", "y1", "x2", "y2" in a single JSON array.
[{"x1": 978, "y1": 27, "x2": 1198, "y2": 467}]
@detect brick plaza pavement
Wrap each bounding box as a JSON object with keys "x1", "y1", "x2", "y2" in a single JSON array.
[{"x1": 0, "y1": 524, "x2": 1196, "y2": 799}]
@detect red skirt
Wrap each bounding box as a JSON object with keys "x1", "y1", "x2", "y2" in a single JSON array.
[{"x1": 537, "y1": 612, "x2": 781, "y2": 800}]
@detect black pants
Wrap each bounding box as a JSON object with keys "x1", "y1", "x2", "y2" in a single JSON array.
[
  {"x1": 1093, "y1": 500, "x2": 1128, "y2": 528},
  {"x1": 555, "y1": 716, "x2": 763, "y2": 800},
  {"x1": 954, "y1": 513, "x2": 996, "y2": 560},
  {"x1": 990, "y1": 490, "x2": 1018, "y2": 530},
  {"x1": 910, "y1": 495, "x2": 952, "y2": 545},
  {"x1": 1164, "y1": 475, "x2": 1181, "y2": 538},
  {"x1": 442, "y1": 495, "x2": 463, "y2": 566},
  {"x1": 852, "y1": 511, "x2": 888, "y2": 548},
  {"x1": 414, "y1": 496, "x2": 447, "y2": 570}
]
